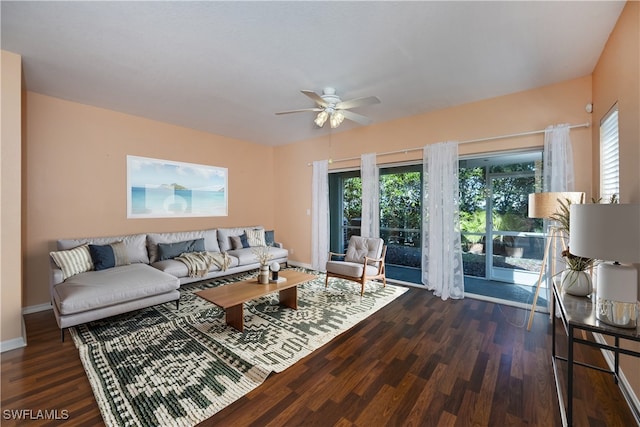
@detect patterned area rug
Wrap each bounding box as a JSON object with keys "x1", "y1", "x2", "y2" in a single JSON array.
[{"x1": 71, "y1": 269, "x2": 407, "y2": 427}]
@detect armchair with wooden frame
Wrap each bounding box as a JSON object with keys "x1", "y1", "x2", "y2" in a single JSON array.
[{"x1": 325, "y1": 236, "x2": 387, "y2": 296}]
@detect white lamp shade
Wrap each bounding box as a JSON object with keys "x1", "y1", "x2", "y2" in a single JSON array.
[
  {"x1": 569, "y1": 204, "x2": 640, "y2": 263},
  {"x1": 528, "y1": 192, "x2": 585, "y2": 219}
]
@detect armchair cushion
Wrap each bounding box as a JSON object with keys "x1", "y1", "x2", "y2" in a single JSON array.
[
  {"x1": 344, "y1": 236, "x2": 384, "y2": 266},
  {"x1": 326, "y1": 260, "x2": 380, "y2": 278}
]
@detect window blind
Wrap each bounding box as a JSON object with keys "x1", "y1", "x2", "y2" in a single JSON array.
[{"x1": 599, "y1": 105, "x2": 619, "y2": 201}]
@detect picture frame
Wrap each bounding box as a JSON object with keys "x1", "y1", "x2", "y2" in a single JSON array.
[{"x1": 127, "y1": 155, "x2": 228, "y2": 218}]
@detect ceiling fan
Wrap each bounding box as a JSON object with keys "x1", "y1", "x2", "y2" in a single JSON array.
[{"x1": 276, "y1": 87, "x2": 380, "y2": 128}]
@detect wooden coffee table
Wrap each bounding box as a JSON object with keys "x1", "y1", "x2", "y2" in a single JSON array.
[{"x1": 195, "y1": 270, "x2": 316, "y2": 331}]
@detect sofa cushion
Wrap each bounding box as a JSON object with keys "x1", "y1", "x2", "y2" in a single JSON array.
[
  {"x1": 152, "y1": 259, "x2": 199, "y2": 277},
  {"x1": 227, "y1": 246, "x2": 288, "y2": 266},
  {"x1": 267, "y1": 246, "x2": 288, "y2": 260},
  {"x1": 157, "y1": 238, "x2": 205, "y2": 261},
  {"x1": 153, "y1": 255, "x2": 240, "y2": 277},
  {"x1": 50, "y1": 244, "x2": 94, "y2": 280},
  {"x1": 88, "y1": 241, "x2": 131, "y2": 271},
  {"x1": 52, "y1": 264, "x2": 179, "y2": 315},
  {"x1": 147, "y1": 229, "x2": 219, "y2": 263},
  {"x1": 226, "y1": 248, "x2": 260, "y2": 265},
  {"x1": 217, "y1": 226, "x2": 263, "y2": 252},
  {"x1": 58, "y1": 234, "x2": 149, "y2": 264}
]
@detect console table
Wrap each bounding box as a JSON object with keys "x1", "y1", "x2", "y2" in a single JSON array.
[{"x1": 552, "y1": 282, "x2": 640, "y2": 426}]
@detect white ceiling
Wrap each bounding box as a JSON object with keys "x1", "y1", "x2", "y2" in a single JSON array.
[{"x1": 1, "y1": 1, "x2": 625, "y2": 146}]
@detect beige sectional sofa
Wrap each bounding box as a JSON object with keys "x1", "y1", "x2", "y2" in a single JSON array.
[{"x1": 49, "y1": 226, "x2": 287, "y2": 340}]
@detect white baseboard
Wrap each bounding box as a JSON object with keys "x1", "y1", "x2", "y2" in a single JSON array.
[
  {"x1": 386, "y1": 278, "x2": 421, "y2": 288},
  {"x1": 1, "y1": 317, "x2": 27, "y2": 353},
  {"x1": 288, "y1": 260, "x2": 313, "y2": 270},
  {"x1": 593, "y1": 332, "x2": 640, "y2": 422},
  {"x1": 1, "y1": 336, "x2": 26, "y2": 352},
  {"x1": 22, "y1": 302, "x2": 52, "y2": 315},
  {"x1": 2, "y1": 304, "x2": 50, "y2": 352}
]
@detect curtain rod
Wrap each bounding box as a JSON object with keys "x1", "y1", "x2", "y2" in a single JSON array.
[{"x1": 308, "y1": 121, "x2": 590, "y2": 166}]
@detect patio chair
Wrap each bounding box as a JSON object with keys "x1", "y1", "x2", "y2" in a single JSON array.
[{"x1": 325, "y1": 236, "x2": 387, "y2": 295}]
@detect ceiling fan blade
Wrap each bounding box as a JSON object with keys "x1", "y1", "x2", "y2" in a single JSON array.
[
  {"x1": 340, "y1": 110, "x2": 373, "y2": 126},
  {"x1": 301, "y1": 90, "x2": 328, "y2": 107},
  {"x1": 275, "y1": 108, "x2": 323, "y2": 115},
  {"x1": 336, "y1": 96, "x2": 381, "y2": 110}
]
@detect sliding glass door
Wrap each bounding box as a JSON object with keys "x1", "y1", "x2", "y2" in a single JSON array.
[
  {"x1": 460, "y1": 152, "x2": 544, "y2": 286},
  {"x1": 329, "y1": 165, "x2": 422, "y2": 282},
  {"x1": 329, "y1": 171, "x2": 361, "y2": 254},
  {"x1": 379, "y1": 165, "x2": 422, "y2": 282},
  {"x1": 328, "y1": 151, "x2": 544, "y2": 288}
]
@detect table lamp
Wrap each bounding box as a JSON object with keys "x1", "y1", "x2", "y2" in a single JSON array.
[
  {"x1": 270, "y1": 261, "x2": 280, "y2": 281},
  {"x1": 526, "y1": 191, "x2": 585, "y2": 330},
  {"x1": 569, "y1": 204, "x2": 640, "y2": 328}
]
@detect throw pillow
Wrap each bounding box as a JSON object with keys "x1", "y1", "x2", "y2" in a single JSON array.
[
  {"x1": 158, "y1": 238, "x2": 206, "y2": 261},
  {"x1": 88, "y1": 241, "x2": 131, "y2": 271},
  {"x1": 239, "y1": 232, "x2": 250, "y2": 248},
  {"x1": 89, "y1": 244, "x2": 116, "y2": 271},
  {"x1": 50, "y1": 244, "x2": 94, "y2": 280},
  {"x1": 230, "y1": 236, "x2": 243, "y2": 250},
  {"x1": 264, "y1": 230, "x2": 276, "y2": 247},
  {"x1": 246, "y1": 228, "x2": 266, "y2": 247},
  {"x1": 110, "y1": 241, "x2": 131, "y2": 267}
]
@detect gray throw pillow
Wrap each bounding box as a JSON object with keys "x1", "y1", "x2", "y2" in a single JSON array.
[
  {"x1": 230, "y1": 236, "x2": 243, "y2": 250},
  {"x1": 157, "y1": 238, "x2": 205, "y2": 261}
]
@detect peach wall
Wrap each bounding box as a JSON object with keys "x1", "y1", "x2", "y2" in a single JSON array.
[
  {"x1": 275, "y1": 76, "x2": 594, "y2": 265},
  {"x1": 592, "y1": 0, "x2": 640, "y2": 404},
  {"x1": 24, "y1": 74, "x2": 593, "y2": 309},
  {"x1": 24, "y1": 93, "x2": 276, "y2": 307},
  {"x1": 592, "y1": 1, "x2": 640, "y2": 204},
  {"x1": 1, "y1": 50, "x2": 24, "y2": 347}
]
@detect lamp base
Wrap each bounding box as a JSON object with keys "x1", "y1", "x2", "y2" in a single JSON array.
[
  {"x1": 596, "y1": 262, "x2": 638, "y2": 328},
  {"x1": 596, "y1": 298, "x2": 637, "y2": 328}
]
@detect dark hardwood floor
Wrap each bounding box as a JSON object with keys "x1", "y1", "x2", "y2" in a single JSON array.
[{"x1": 2, "y1": 287, "x2": 637, "y2": 426}]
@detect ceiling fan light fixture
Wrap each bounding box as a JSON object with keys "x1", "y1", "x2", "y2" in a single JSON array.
[
  {"x1": 314, "y1": 110, "x2": 329, "y2": 127},
  {"x1": 330, "y1": 111, "x2": 345, "y2": 128},
  {"x1": 279, "y1": 88, "x2": 379, "y2": 128}
]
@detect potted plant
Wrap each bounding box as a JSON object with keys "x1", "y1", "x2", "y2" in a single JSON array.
[
  {"x1": 550, "y1": 197, "x2": 596, "y2": 296},
  {"x1": 559, "y1": 247, "x2": 596, "y2": 296}
]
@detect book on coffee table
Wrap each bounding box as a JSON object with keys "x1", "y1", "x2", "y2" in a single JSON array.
[{"x1": 269, "y1": 277, "x2": 287, "y2": 283}]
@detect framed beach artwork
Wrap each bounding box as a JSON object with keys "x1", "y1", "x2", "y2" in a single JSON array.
[{"x1": 127, "y1": 155, "x2": 228, "y2": 218}]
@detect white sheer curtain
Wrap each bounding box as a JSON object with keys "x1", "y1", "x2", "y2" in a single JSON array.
[
  {"x1": 422, "y1": 142, "x2": 464, "y2": 300},
  {"x1": 544, "y1": 124, "x2": 575, "y2": 192},
  {"x1": 360, "y1": 153, "x2": 379, "y2": 238},
  {"x1": 544, "y1": 124, "x2": 575, "y2": 312},
  {"x1": 311, "y1": 160, "x2": 329, "y2": 271}
]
